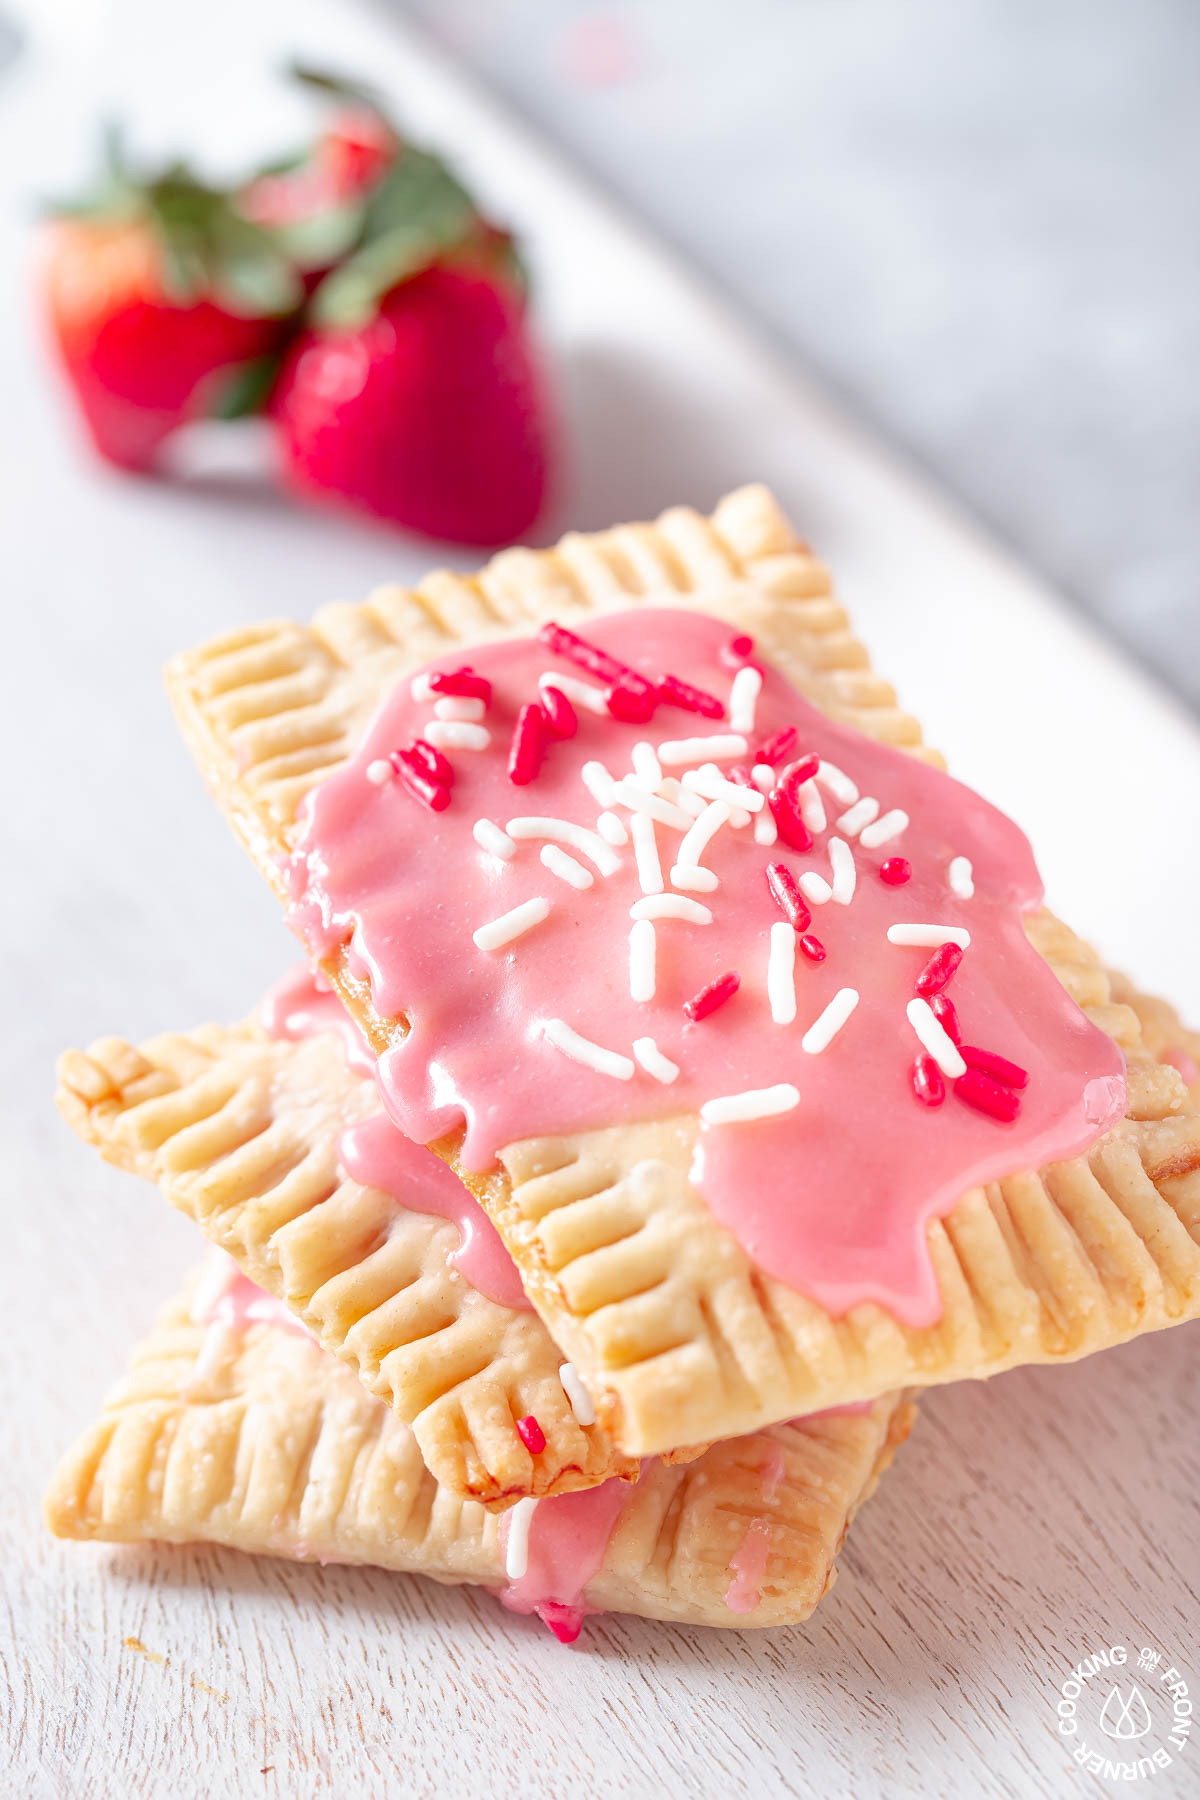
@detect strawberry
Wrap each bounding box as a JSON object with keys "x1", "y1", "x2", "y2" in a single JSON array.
[
  {"x1": 43, "y1": 136, "x2": 301, "y2": 470},
  {"x1": 270, "y1": 258, "x2": 549, "y2": 545}
]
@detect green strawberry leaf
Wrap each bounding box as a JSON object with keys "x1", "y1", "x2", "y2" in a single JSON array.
[
  {"x1": 288, "y1": 61, "x2": 389, "y2": 118},
  {"x1": 208, "y1": 351, "x2": 283, "y2": 419}
]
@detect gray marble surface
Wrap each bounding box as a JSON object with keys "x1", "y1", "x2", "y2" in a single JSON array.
[{"x1": 397, "y1": 0, "x2": 1200, "y2": 708}]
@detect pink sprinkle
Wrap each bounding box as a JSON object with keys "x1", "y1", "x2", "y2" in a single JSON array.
[
  {"x1": 392, "y1": 747, "x2": 451, "y2": 812},
  {"x1": 508, "y1": 703, "x2": 548, "y2": 785},
  {"x1": 684, "y1": 970, "x2": 741, "y2": 1022},
  {"x1": 657, "y1": 672, "x2": 725, "y2": 719},
  {"x1": 719, "y1": 632, "x2": 756, "y2": 669},
  {"x1": 428, "y1": 666, "x2": 491, "y2": 704},
  {"x1": 407, "y1": 738, "x2": 454, "y2": 788},
  {"x1": 928, "y1": 993, "x2": 962, "y2": 1044},
  {"x1": 726, "y1": 763, "x2": 757, "y2": 789},
  {"x1": 914, "y1": 942, "x2": 963, "y2": 996},
  {"x1": 798, "y1": 933, "x2": 826, "y2": 963},
  {"x1": 516, "y1": 1414, "x2": 547, "y2": 1454},
  {"x1": 911, "y1": 1054, "x2": 946, "y2": 1108},
  {"x1": 605, "y1": 674, "x2": 656, "y2": 724},
  {"x1": 540, "y1": 683, "x2": 579, "y2": 740},
  {"x1": 879, "y1": 857, "x2": 912, "y2": 886},
  {"x1": 955, "y1": 1069, "x2": 1021, "y2": 1122},
  {"x1": 765, "y1": 862, "x2": 812, "y2": 930},
  {"x1": 538, "y1": 619, "x2": 631, "y2": 686},
  {"x1": 537, "y1": 1601, "x2": 585, "y2": 1644},
  {"x1": 755, "y1": 726, "x2": 798, "y2": 767},
  {"x1": 960, "y1": 1046, "x2": 1029, "y2": 1090},
  {"x1": 780, "y1": 753, "x2": 821, "y2": 798},
  {"x1": 767, "y1": 786, "x2": 813, "y2": 852}
]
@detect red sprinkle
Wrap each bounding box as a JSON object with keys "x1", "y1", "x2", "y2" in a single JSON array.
[
  {"x1": 392, "y1": 753, "x2": 451, "y2": 813},
  {"x1": 406, "y1": 738, "x2": 454, "y2": 788},
  {"x1": 539, "y1": 683, "x2": 578, "y2": 740},
  {"x1": 508, "y1": 703, "x2": 548, "y2": 785},
  {"x1": 538, "y1": 1602, "x2": 584, "y2": 1644},
  {"x1": 780, "y1": 752, "x2": 821, "y2": 796},
  {"x1": 879, "y1": 857, "x2": 912, "y2": 886},
  {"x1": 911, "y1": 1054, "x2": 946, "y2": 1108},
  {"x1": 428, "y1": 666, "x2": 491, "y2": 704},
  {"x1": 798, "y1": 933, "x2": 826, "y2": 963},
  {"x1": 768, "y1": 785, "x2": 813, "y2": 852},
  {"x1": 955, "y1": 1069, "x2": 1021, "y2": 1122},
  {"x1": 755, "y1": 726, "x2": 798, "y2": 767},
  {"x1": 719, "y1": 632, "x2": 756, "y2": 668},
  {"x1": 915, "y1": 942, "x2": 964, "y2": 996},
  {"x1": 656, "y1": 672, "x2": 724, "y2": 719},
  {"x1": 605, "y1": 675, "x2": 657, "y2": 724},
  {"x1": 960, "y1": 1046, "x2": 1029, "y2": 1090},
  {"x1": 928, "y1": 993, "x2": 962, "y2": 1044},
  {"x1": 538, "y1": 620, "x2": 630, "y2": 686},
  {"x1": 726, "y1": 763, "x2": 757, "y2": 789},
  {"x1": 684, "y1": 970, "x2": 741, "y2": 1021},
  {"x1": 515, "y1": 1414, "x2": 546, "y2": 1454},
  {"x1": 765, "y1": 862, "x2": 812, "y2": 930}
]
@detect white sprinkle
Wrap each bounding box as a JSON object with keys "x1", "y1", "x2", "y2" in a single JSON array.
[
  {"x1": 422, "y1": 719, "x2": 490, "y2": 751},
  {"x1": 543, "y1": 1018, "x2": 635, "y2": 1080},
  {"x1": 751, "y1": 763, "x2": 775, "y2": 793},
  {"x1": 837, "y1": 796, "x2": 879, "y2": 838},
  {"x1": 796, "y1": 780, "x2": 826, "y2": 833},
  {"x1": 676, "y1": 800, "x2": 730, "y2": 868},
  {"x1": 754, "y1": 808, "x2": 778, "y2": 846},
  {"x1": 630, "y1": 812, "x2": 664, "y2": 894},
  {"x1": 506, "y1": 817, "x2": 619, "y2": 876},
  {"x1": 828, "y1": 836, "x2": 857, "y2": 906},
  {"x1": 410, "y1": 673, "x2": 435, "y2": 704},
  {"x1": 580, "y1": 760, "x2": 618, "y2": 807},
  {"x1": 670, "y1": 863, "x2": 719, "y2": 892},
  {"x1": 558, "y1": 1362, "x2": 596, "y2": 1427},
  {"x1": 631, "y1": 740, "x2": 663, "y2": 790},
  {"x1": 768, "y1": 922, "x2": 797, "y2": 1024},
  {"x1": 681, "y1": 765, "x2": 764, "y2": 813},
  {"x1": 613, "y1": 779, "x2": 693, "y2": 830},
  {"x1": 859, "y1": 809, "x2": 909, "y2": 849},
  {"x1": 191, "y1": 1318, "x2": 236, "y2": 1385},
  {"x1": 596, "y1": 810, "x2": 629, "y2": 846},
  {"x1": 700, "y1": 1084, "x2": 800, "y2": 1124},
  {"x1": 433, "y1": 695, "x2": 485, "y2": 723},
  {"x1": 728, "y1": 665, "x2": 763, "y2": 734},
  {"x1": 633, "y1": 1037, "x2": 681, "y2": 1084},
  {"x1": 658, "y1": 733, "x2": 748, "y2": 766},
  {"x1": 541, "y1": 844, "x2": 594, "y2": 890},
  {"x1": 188, "y1": 1248, "x2": 239, "y2": 1324},
  {"x1": 629, "y1": 919, "x2": 657, "y2": 1002},
  {"x1": 671, "y1": 783, "x2": 707, "y2": 818},
  {"x1": 906, "y1": 997, "x2": 967, "y2": 1078},
  {"x1": 366, "y1": 759, "x2": 393, "y2": 786},
  {"x1": 949, "y1": 856, "x2": 975, "y2": 899},
  {"x1": 541, "y1": 671, "x2": 608, "y2": 715},
  {"x1": 473, "y1": 818, "x2": 517, "y2": 860},
  {"x1": 505, "y1": 1496, "x2": 538, "y2": 1580},
  {"x1": 630, "y1": 894, "x2": 713, "y2": 925},
  {"x1": 817, "y1": 760, "x2": 858, "y2": 805},
  {"x1": 799, "y1": 871, "x2": 832, "y2": 906},
  {"x1": 802, "y1": 987, "x2": 860, "y2": 1054},
  {"x1": 728, "y1": 806, "x2": 753, "y2": 829},
  {"x1": 473, "y1": 896, "x2": 552, "y2": 952},
  {"x1": 887, "y1": 923, "x2": 972, "y2": 948}
]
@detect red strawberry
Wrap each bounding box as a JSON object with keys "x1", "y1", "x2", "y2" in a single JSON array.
[
  {"x1": 42, "y1": 142, "x2": 301, "y2": 470},
  {"x1": 270, "y1": 259, "x2": 549, "y2": 545}
]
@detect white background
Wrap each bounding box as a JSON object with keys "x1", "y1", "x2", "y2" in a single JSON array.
[{"x1": 2, "y1": 4, "x2": 1198, "y2": 1796}]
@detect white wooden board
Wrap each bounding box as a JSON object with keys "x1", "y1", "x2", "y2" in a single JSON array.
[{"x1": 3, "y1": 4, "x2": 1198, "y2": 1796}]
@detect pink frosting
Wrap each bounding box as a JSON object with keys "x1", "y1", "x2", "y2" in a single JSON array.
[
  {"x1": 261, "y1": 963, "x2": 530, "y2": 1311},
  {"x1": 499, "y1": 1475, "x2": 632, "y2": 1642},
  {"x1": 282, "y1": 607, "x2": 1126, "y2": 1327},
  {"x1": 725, "y1": 1517, "x2": 772, "y2": 1615},
  {"x1": 194, "y1": 1254, "x2": 311, "y2": 1339},
  {"x1": 1162, "y1": 1046, "x2": 1198, "y2": 1087}
]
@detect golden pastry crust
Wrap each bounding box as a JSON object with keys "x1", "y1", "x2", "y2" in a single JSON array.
[
  {"x1": 163, "y1": 485, "x2": 1200, "y2": 1455},
  {"x1": 55, "y1": 1020, "x2": 641, "y2": 1507},
  {"x1": 45, "y1": 1275, "x2": 915, "y2": 1631}
]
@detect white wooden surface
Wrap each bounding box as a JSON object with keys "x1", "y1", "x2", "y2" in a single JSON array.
[{"x1": 3, "y1": 4, "x2": 1198, "y2": 1796}]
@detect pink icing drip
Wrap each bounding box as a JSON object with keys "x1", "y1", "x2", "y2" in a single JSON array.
[
  {"x1": 261, "y1": 963, "x2": 531, "y2": 1312},
  {"x1": 197, "y1": 1256, "x2": 311, "y2": 1340},
  {"x1": 282, "y1": 607, "x2": 1127, "y2": 1327},
  {"x1": 725, "y1": 1517, "x2": 772, "y2": 1615},
  {"x1": 499, "y1": 1476, "x2": 632, "y2": 1640},
  {"x1": 758, "y1": 1444, "x2": 786, "y2": 1503}
]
